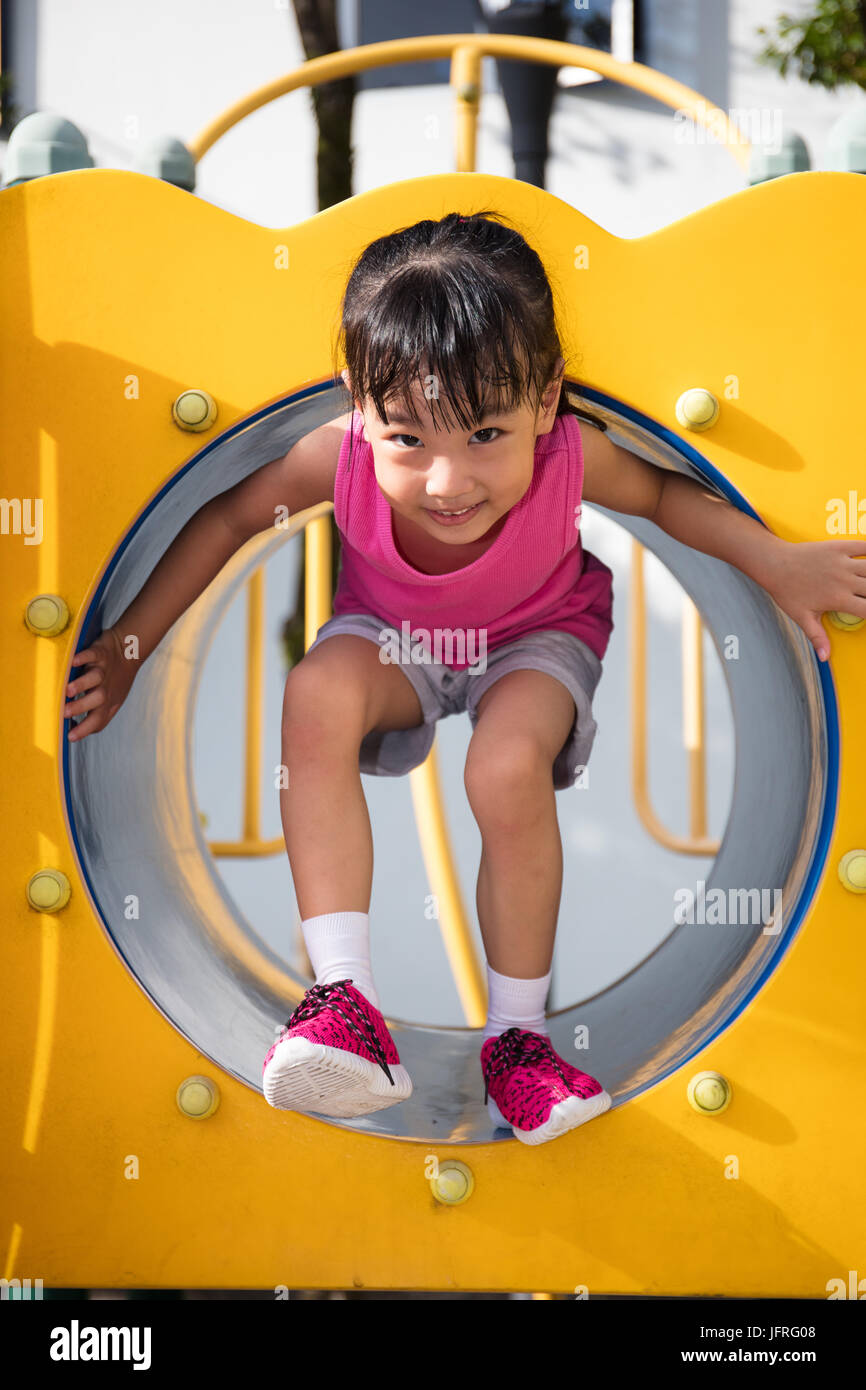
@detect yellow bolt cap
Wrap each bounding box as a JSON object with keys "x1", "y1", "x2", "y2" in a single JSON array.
[
  {"x1": 26, "y1": 869, "x2": 71, "y2": 912},
  {"x1": 687, "y1": 1070, "x2": 731, "y2": 1114},
  {"x1": 430, "y1": 1160, "x2": 474, "y2": 1205},
  {"x1": 827, "y1": 611, "x2": 864, "y2": 631},
  {"x1": 172, "y1": 390, "x2": 217, "y2": 432},
  {"x1": 838, "y1": 850, "x2": 866, "y2": 893},
  {"x1": 177, "y1": 1075, "x2": 220, "y2": 1118},
  {"x1": 676, "y1": 389, "x2": 719, "y2": 431},
  {"x1": 25, "y1": 594, "x2": 70, "y2": 636}
]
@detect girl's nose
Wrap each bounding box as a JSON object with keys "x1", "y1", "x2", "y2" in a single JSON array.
[{"x1": 425, "y1": 456, "x2": 472, "y2": 499}]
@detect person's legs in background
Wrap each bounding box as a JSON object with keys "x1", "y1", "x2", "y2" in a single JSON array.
[{"x1": 473, "y1": 0, "x2": 569, "y2": 188}]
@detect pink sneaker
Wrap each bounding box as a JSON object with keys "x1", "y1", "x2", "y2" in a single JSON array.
[
  {"x1": 481, "y1": 1027, "x2": 611, "y2": 1145},
  {"x1": 262, "y1": 978, "x2": 412, "y2": 1117}
]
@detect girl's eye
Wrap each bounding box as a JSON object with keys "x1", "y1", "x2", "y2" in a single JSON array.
[{"x1": 390, "y1": 428, "x2": 499, "y2": 447}]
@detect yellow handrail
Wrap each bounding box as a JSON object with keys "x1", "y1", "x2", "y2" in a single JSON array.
[
  {"x1": 206, "y1": 516, "x2": 333, "y2": 859},
  {"x1": 630, "y1": 540, "x2": 720, "y2": 855},
  {"x1": 410, "y1": 755, "x2": 487, "y2": 1024},
  {"x1": 201, "y1": 32, "x2": 734, "y2": 1015},
  {"x1": 187, "y1": 36, "x2": 751, "y2": 171}
]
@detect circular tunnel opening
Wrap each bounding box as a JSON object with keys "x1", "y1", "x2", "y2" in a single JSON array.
[{"x1": 64, "y1": 383, "x2": 838, "y2": 1144}]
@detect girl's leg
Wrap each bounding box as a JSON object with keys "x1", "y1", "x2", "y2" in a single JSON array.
[
  {"x1": 465, "y1": 673, "x2": 612, "y2": 1140},
  {"x1": 263, "y1": 636, "x2": 423, "y2": 1115},
  {"x1": 280, "y1": 634, "x2": 425, "y2": 919},
  {"x1": 463, "y1": 670, "x2": 577, "y2": 979}
]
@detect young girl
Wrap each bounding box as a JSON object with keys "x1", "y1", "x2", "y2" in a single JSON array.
[{"x1": 65, "y1": 210, "x2": 857, "y2": 1147}]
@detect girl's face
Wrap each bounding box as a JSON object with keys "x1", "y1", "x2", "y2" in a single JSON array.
[{"x1": 344, "y1": 360, "x2": 564, "y2": 545}]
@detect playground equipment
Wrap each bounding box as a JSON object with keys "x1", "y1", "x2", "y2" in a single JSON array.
[{"x1": 3, "y1": 35, "x2": 865, "y2": 1295}]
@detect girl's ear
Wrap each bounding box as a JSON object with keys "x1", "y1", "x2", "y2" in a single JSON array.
[
  {"x1": 536, "y1": 355, "x2": 569, "y2": 430},
  {"x1": 341, "y1": 369, "x2": 365, "y2": 420},
  {"x1": 341, "y1": 370, "x2": 368, "y2": 437},
  {"x1": 538, "y1": 356, "x2": 565, "y2": 425}
]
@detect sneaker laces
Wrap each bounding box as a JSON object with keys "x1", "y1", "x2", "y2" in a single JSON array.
[
  {"x1": 283, "y1": 978, "x2": 395, "y2": 1086},
  {"x1": 482, "y1": 1027, "x2": 565, "y2": 1103}
]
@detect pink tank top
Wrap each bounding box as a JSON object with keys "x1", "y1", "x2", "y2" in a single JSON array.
[{"x1": 331, "y1": 408, "x2": 614, "y2": 670}]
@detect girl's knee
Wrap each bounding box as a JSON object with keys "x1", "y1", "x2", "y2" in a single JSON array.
[
  {"x1": 464, "y1": 733, "x2": 554, "y2": 821},
  {"x1": 281, "y1": 656, "x2": 367, "y2": 746}
]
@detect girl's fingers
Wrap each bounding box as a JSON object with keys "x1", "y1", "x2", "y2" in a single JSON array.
[
  {"x1": 70, "y1": 638, "x2": 112, "y2": 667},
  {"x1": 68, "y1": 707, "x2": 105, "y2": 739},
  {"x1": 70, "y1": 667, "x2": 104, "y2": 690},
  {"x1": 70, "y1": 664, "x2": 104, "y2": 686},
  {"x1": 64, "y1": 688, "x2": 105, "y2": 717},
  {"x1": 66, "y1": 635, "x2": 118, "y2": 731},
  {"x1": 64, "y1": 670, "x2": 104, "y2": 705}
]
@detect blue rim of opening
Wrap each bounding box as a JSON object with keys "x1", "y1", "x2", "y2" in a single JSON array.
[
  {"x1": 61, "y1": 381, "x2": 332, "y2": 949},
  {"x1": 61, "y1": 379, "x2": 839, "y2": 1100}
]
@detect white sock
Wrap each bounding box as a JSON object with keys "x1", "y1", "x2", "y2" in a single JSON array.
[
  {"x1": 482, "y1": 965, "x2": 552, "y2": 1128},
  {"x1": 482, "y1": 964, "x2": 551, "y2": 1043},
  {"x1": 301, "y1": 911, "x2": 381, "y2": 1010}
]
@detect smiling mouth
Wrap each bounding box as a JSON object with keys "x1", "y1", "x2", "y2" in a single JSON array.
[{"x1": 426, "y1": 502, "x2": 483, "y2": 517}]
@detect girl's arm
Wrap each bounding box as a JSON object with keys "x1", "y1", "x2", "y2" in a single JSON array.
[
  {"x1": 107, "y1": 412, "x2": 347, "y2": 663},
  {"x1": 65, "y1": 414, "x2": 346, "y2": 741},
  {"x1": 66, "y1": 499, "x2": 257, "y2": 741},
  {"x1": 580, "y1": 421, "x2": 866, "y2": 660},
  {"x1": 107, "y1": 498, "x2": 241, "y2": 664}
]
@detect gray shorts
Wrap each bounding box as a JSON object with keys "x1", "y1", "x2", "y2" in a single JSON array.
[{"x1": 306, "y1": 612, "x2": 604, "y2": 792}]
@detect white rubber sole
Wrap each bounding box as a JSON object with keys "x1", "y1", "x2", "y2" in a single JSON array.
[
  {"x1": 489, "y1": 1088, "x2": 612, "y2": 1145},
  {"x1": 262, "y1": 1035, "x2": 413, "y2": 1117}
]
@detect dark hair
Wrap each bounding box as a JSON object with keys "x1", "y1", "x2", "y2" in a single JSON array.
[{"x1": 332, "y1": 209, "x2": 597, "y2": 470}]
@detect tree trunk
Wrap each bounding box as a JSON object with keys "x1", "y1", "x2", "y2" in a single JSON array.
[
  {"x1": 281, "y1": 6, "x2": 356, "y2": 983},
  {"x1": 281, "y1": 0, "x2": 354, "y2": 684},
  {"x1": 291, "y1": 0, "x2": 356, "y2": 211}
]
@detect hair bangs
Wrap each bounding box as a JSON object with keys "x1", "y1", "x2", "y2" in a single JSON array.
[{"x1": 347, "y1": 263, "x2": 539, "y2": 433}]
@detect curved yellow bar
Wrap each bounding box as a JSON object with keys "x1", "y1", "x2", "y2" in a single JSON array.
[
  {"x1": 630, "y1": 541, "x2": 720, "y2": 855},
  {"x1": 188, "y1": 35, "x2": 751, "y2": 171}
]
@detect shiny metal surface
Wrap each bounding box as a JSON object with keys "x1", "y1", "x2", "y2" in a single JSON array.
[{"x1": 66, "y1": 388, "x2": 829, "y2": 1144}]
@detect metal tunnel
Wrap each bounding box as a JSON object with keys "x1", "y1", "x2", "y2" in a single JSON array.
[{"x1": 64, "y1": 383, "x2": 835, "y2": 1144}]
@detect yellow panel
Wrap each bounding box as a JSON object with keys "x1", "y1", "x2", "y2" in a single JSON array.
[{"x1": 1, "y1": 167, "x2": 864, "y2": 1293}]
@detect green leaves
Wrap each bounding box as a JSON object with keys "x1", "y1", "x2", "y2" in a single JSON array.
[{"x1": 755, "y1": 0, "x2": 866, "y2": 91}]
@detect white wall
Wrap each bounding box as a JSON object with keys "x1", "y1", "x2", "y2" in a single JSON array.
[{"x1": 3, "y1": 0, "x2": 863, "y2": 230}]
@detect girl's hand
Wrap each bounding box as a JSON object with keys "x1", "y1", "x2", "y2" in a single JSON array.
[
  {"x1": 64, "y1": 626, "x2": 138, "y2": 743},
  {"x1": 762, "y1": 538, "x2": 866, "y2": 662}
]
